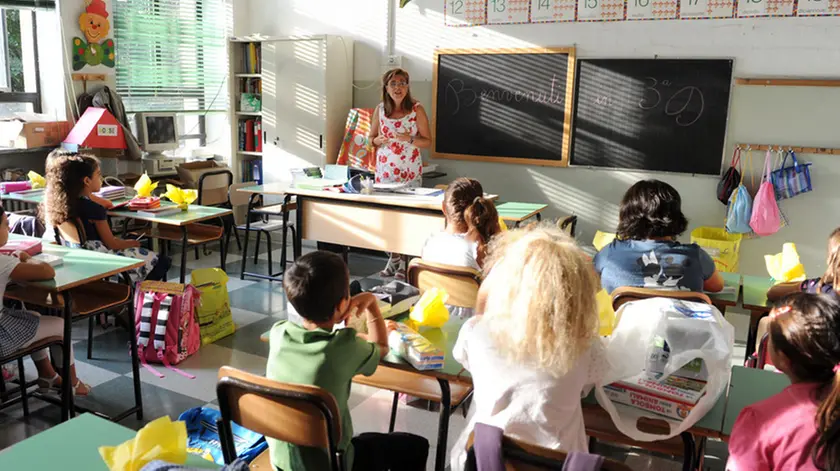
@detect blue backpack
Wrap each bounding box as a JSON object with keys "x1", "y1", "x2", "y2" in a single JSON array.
[
  {"x1": 725, "y1": 150, "x2": 754, "y2": 234},
  {"x1": 178, "y1": 407, "x2": 267, "y2": 465}
]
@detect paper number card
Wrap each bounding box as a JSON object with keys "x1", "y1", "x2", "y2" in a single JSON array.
[
  {"x1": 578, "y1": 0, "x2": 625, "y2": 20},
  {"x1": 627, "y1": 0, "x2": 678, "y2": 19},
  {"x1": 531, "y1": 0, "x2": 577, "y2": 21},
  {"x1": 737, "y1": 0, "x2": 794, "y2": 16},
  {"x1": 445, "y1": 0, "x2": 487, "y2": 25},
  {"x1": 487, "y1": 0, "x2": 530, "y2": 23},
  {"x1": 680, "y1": 0, "x2": 735, "y2": 17},
  {"x1": 797, "y1": 0, "x2": 840, "y2": 15}
]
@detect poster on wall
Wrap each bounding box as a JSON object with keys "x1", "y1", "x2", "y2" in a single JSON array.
[
  {"x1": 445, "y1": 0, "x2": 488, "y2": 25},
  {"x1": 680, "y1": 0, "x2": 735, "y2": 18},
  {"x1": 577, "y1": 0, "x2": 625, "y2": 20},
  {"x1": 796, "y1": 0, "x2": 840, "y2": 15},
  {"x1": 627, "y1": 0, "x2": 678, "y2": 19},
  {"x1": 487, "y1": 0, "x2": 530, "y2": 23},
  {"x1": 530, "y1": 0, "x2": 577, "y2": 21},
  {"x1": 72, "y1": 0, "x2": 115, "y2": 72},
  {"x1": 736, "y1": 0, "x2": 795, "y2": 16}
]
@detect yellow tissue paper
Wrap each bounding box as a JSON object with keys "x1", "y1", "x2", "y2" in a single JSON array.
[
  {"x1": 765, "y1": 242, "x2": 807, "y2": 283},
  {"x1": 593, "y1": 231, "x2": 616, "y2": 251},
  {"x1": 134, "y1": 173, "x2": 158, "y2": 198},
  {"x1": 410, "y1": 287, "x2": 450, "y2": 328},
  {"x1": 99, "y1": 416, "x2": 187, "y2": 471},
  {"x1": 596, "y1": 289, "x2": 616, "y2": 336},
  {"x1": 164, "y1": 184, "x2": 198, "y2": 210},
  {"x1": 27, "y1": 171, "x2": 45, "y2": 189}
]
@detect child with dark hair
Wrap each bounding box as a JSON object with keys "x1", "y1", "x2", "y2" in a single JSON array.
[
  {"x1": 594, "y1": 179, "x2": 723, "y2": 293},
  {"x1": 422, "y1": 177, "x2": 501, "y2": 270},
  {"x1": 728, "y1": 293, "x2": 840, "y2": 471},
  {"x1": 266, "y1": 250, "x2": 429, "y2": 471},
  {"x1": 42, "y1": 150, "x2": 169, "y2": 281}
]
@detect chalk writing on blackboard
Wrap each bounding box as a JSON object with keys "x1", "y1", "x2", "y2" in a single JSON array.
[
  {"x1": 444, "y1": 75, "x2": 566, "y2": 116},
  {"x1": 637, "y1": 77, "x2": 705, "y2": 127}
]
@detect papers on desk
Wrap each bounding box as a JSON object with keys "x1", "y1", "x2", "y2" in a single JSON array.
[
  {"x1": 705, "y1": 286, "x2": 737, "y2": 296},
  {"x1": 33, "y1": 253, "x2": 63, "y2": 267}
]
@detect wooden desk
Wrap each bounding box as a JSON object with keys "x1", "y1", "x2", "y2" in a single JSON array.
[
  {"x1": 5, "y1": 235, "x2": 144, "y2": 422},
  {"x1": 0, "y1": 413, "x2": 217, "y2": 470},
  {"x1": 740, "y1": 275, "x2": 776, "y2": 360},
  {"x1": 721, "y1": 366, "x2": 790, "y2": 438},
  {"x1": 109, "y1": 204, "x2": 233, "y2": 283},
  {"x1": 495, "y1": 202, "x2": 548, "y2": 227},
  {"x1": 708, "y1": 272, "x2": 742, "y2": 314}
]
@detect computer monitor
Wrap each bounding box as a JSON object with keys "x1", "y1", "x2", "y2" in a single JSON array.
[{"x1": 136, "y1": 112, "x2": 179, "y2": 155}]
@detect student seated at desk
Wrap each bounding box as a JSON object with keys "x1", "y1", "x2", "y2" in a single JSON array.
[
  {"x1": 728, "y1": 293, "x2": 840, "y2": 471},
  {"x1": 450, "y1": 226, "x2": 606, "y2": 471},
  {"x1": 0, "y1": 205, "x2": 90, "y2": 395},
  {"x1": 42, "y1": 151, "x2": 170, "y2": 282},
  {"x1": 594, "y1": 180, "x2": 724, "y2": 294},
  {"x1": 768, "y1": 227, "x2": 840, "y2": 301},
  {"x1": 266, "y1": 251, "x2": 429, "y2": 471},
  {"x1": 422, "y1": 177, "x2": 501, "y2": 271}
]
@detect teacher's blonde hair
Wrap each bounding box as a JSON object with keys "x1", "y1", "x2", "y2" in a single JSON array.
[{"x1": 481, "y1": 225, "x2": 599, "y2": 377}]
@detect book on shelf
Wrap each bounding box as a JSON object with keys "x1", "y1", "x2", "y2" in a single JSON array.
[
  {"x1": 245, "y1": 120, "x2": 255, "y2": 151},
  {"x1": 137, "y1": 206, "x2": 181, "y2": 218},
  {"x1": 33, "y1": 253, "x2": 63, "y2": 267},
  {"x1": 254, "y1": 119, "x2": 262, "y2": 152},
  {"x1": 242, "y1": 42, "x2": 261, "y2": 74}
]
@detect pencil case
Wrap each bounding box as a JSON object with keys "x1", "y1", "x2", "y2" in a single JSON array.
[{"x1": 0, "y1": 181, "x2": 32, "y2": 194}]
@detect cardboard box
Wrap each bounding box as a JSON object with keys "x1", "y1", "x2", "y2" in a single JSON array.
[
  {"x1": 0, "y1": 119, "x2": 71, "y2": 149},
  {"x1": 604, "y1": 373, "x2": 707, "y2": 421},
  {"x1": 176, "y1": 160, "x2": 231, "y2": 206}
]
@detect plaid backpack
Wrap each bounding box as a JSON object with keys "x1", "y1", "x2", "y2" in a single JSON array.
[{"x1": 133, "y1": 281, "x2": 201, "y2": 379}]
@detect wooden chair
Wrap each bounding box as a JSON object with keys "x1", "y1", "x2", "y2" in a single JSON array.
[
  {"x1": 229, "y1": 181, "x2": 297, "y2": 279},
  {"x1": 611, "y1": 287, "x2": 711, "y2": 311},
  {"x1": 216, "y1": 366, "x2": 344, "y2": 471},
  {"x1": 557, "y1": 215, "x2": 578, "y2": 238},
  {"x1": 465, "y1": 432, "x2": 633, "y2": 471},
  {"x1": 194, "y1": 169, "x2": 240, "y2": 259},
  {"x1": 0, "y1": 336, "x2": 64, "y2": 418},
  {"x1": 407, "y1": 258, "x2": 482, "y2": 309}
]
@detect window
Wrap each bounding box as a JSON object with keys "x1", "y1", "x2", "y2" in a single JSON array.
[
  {"x1": 113, "y1": 0, "x2": 232, "y2": 113},
  {"x1": 0, "y1": 8, "x2": 40, "y2": 118}
]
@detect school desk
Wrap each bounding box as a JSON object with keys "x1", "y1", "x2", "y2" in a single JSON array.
[
  {"x1": 707, "y1": 272, "x2": 742, "y2": 314},
  {"x1": 740, "y1": 274, "x2": 776, "y2": 361},
  {"x1": 721, "y1": 365, "x2": 790, "y2": 438},
  {"x1": 495, "y1": 202, "x2": 548, "y2": 227},
  {"x1": 1, "y1": 188, "x2": 45, "y2": 212},
  {"x1": 109, "y1": 203, "x2": 233, "y2": 283},
  {"x1": 0, "y1": 413, "x2": 217, "y2": 470},
  {"x1": 3, "y1": 235, "x2": 144, "y2": 422}
]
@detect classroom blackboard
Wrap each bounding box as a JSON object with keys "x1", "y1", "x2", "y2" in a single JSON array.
[
  {"x1": 432, "y1": 48, "x2": 576, "y2": 167},
  {"x1": 571, "y1": 59, "x2": 733, "y2": 175}
]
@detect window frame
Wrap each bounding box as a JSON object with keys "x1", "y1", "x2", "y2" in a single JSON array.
[{"x1": 0, "y1": 8, "x2": 40, "y2": 114}]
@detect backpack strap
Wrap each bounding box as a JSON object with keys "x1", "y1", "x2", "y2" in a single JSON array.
[
  {"x1": 154, "y1": 295, "x2": 173, "y2": 350},
  {"x1": 138, "y1": 292, "x2": 157, "y2": 347},
  {"x1": 161, "y1": 355, "x2": 196, "y2": 379}
]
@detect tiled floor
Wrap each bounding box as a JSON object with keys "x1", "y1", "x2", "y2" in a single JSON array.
[{"x1": 0, "y1": 236, "x2": 745, "y2": 470}]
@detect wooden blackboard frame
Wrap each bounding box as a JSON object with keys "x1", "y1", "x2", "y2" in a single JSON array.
[{"x1": 431, "y1": 47, "x2": 577, "y2": 167}]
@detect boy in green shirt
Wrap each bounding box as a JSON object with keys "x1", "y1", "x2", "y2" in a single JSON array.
[{"x1": 266, "y1": 251, "x2": 429, "y2": 470}]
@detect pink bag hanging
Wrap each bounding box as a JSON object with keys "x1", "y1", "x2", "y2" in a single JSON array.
[{"x1": 750, "y1": 150, "x2": 782, "y2": 237}]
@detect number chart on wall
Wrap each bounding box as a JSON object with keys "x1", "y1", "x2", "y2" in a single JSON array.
[
  {"x1": 571, "y1": 59, "x2": 733, "y2": 175},
  {"x1": 432, "y1": 48, "x2": 576, "y2": 167},
  {"x1": 444, "y1": 0, "x2": 837, "y2": 25}
]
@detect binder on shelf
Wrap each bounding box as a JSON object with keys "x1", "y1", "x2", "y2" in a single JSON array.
[
  {"x1": 245, "y1": 120, "x2": 255, "y2": 152},
  {"x1": 253, "y1": 119, "x2": 260, "y2": 152}
]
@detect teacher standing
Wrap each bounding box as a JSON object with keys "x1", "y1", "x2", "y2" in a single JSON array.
[{"x1": 369, "y1": 67, "x2": 432, "y2": 279}]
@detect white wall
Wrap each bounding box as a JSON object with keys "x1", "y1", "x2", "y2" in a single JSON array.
[{"x1": 237, "y1": 0, "x2": 840, "y2": 276}]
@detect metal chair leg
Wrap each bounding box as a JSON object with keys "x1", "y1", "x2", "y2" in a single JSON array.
[
  {"x1": 254, "y1": 230, "x2": 262, "y2": 264},
  {"x1": 17, "y1": 357, "x2": 28, "y2": 417},
  {"x1": 87, "y1": 317, "x2": 94, "y2": 359},
  {"x1": 266, "y1": 231, "x2": 273, "y2": 272},
  {"x1": 194, "y1": 246, "x2": 200, "y2": 261},
  {"x1": 388, "y1": 392, "x2": 399, "y2": 433}
]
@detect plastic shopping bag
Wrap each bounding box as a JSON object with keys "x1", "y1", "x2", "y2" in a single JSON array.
[
  {"x1": 595, "y1": 297, "x2": 734, "y2": 441},
  {"x1": 191, "y1": 268, "x2": 235, "y2": 345},
  {"x1": 690, "y1": 227, "x2": 742, "y2": 273},
  {"x1": 765, "y1": 242, "x2": 806, "y2": 283},
  {"x1": 410, "y1": 287, "x2": 450, "y2": 328},
  {"x1": 596, "y1": 289, "x2": 616, "y2": 336},
  {"x1": 750, "y1": 150, "x2": 782, "y2": 237},
  {"x1": 179, "y1": 407, "x2": 267, "y2": 465}
]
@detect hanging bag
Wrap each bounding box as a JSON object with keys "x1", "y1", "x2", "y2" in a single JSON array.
[
  {"x1": 750, "y1": 150, "x2": 782, "y2": 237},
  {"x1": 771, "y1": 150, "x2": 812, "y2": 200},
  {"x1": 725, "y1": 149, "x2": 753, "y2": 234},
  {"x1": 717, "y1": 147, "x2": 742, "y2": 205}
]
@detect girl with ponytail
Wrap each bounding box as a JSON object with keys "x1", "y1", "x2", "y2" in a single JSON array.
[
  {"x1": 422, "y1": 177, "x2": 501, "y2": 270},
  {"x1": 727, "y1": 293, "x2": 840, "y2": 471}
]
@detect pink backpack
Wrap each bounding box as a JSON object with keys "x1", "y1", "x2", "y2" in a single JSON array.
[
  {"x1": 133, "y1": 281, "x2": 201, "y2": 379},
  {"x1": 750, "y1": 150, "x2": 782, "y2": 237}
]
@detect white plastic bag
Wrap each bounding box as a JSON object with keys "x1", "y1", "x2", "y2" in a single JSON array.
[{"x1": 594, "y1": 297, "x2": 734, "y2": 441}]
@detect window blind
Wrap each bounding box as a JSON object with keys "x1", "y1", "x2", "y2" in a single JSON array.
[
  {"x1": 113, "y1": 0, "x2": 231, "y2": 112},
  {"x1": 0, "y1": 1, "x2": 54, "y2": 9}
]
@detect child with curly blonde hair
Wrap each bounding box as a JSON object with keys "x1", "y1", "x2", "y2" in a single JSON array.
[{"x1": 450, "y1": 225, "x2": 606, "y2": 470}]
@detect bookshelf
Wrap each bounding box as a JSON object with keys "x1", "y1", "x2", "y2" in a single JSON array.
[{"x1": 228, "y1": 35, "x2": 353, "y2": 191}]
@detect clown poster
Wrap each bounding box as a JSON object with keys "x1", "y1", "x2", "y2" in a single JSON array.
[{"x1": 71, "y1": 0, "x2": 115, "y2": 71}]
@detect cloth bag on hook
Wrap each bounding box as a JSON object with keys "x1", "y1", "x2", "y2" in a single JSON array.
[
  {"x1": 725, "y1": 149, "x2": 753, "y2": 234},
  {"x1": 717, "y1": 147, "x2": 742, "y2": 204},
  {"x1": 750, "y1": 150, "x2": 782, "y2": 237},
  {"x1": 594, "y1": 297, "x2": 734, "y2": 441},
  {"x1": 771, "y1": 150, "x2": 813, "y2": 200}
]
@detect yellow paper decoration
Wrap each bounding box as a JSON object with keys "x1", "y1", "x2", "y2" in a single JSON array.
[
  {"x1": 99, "y1": 416, "x2": 187, "y2": 471},
  {"x1": 409, "y1": 287, "x2": 450, "y2": 328},
  {"x1": 134, "y1": 173, "x2": 158, "y2": 198},
  {"x1": 765, "y1": 242, "x2": 807, "y2": 283},
  {"x1": 27, "y1": 171, "x2": 45, "y2": 189},
  {"x1": 164, "y1": 184, "x2": 198, "y2": 209},
  {"x1": 593, "y1": 231, "x2": 617, "y2": 251}
]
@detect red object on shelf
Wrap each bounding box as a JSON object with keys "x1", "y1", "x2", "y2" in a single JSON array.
[
  {"x1": 63, "y1": 107, "x2": 127, "y2": 150},
  {"x1": 245, "y1": 120, "x2": 255, "y2": 152}
]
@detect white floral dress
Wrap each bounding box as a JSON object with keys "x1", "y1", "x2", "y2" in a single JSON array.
[{"x1": 376, "y1": 102, "x2": 422, "y2": 187}]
